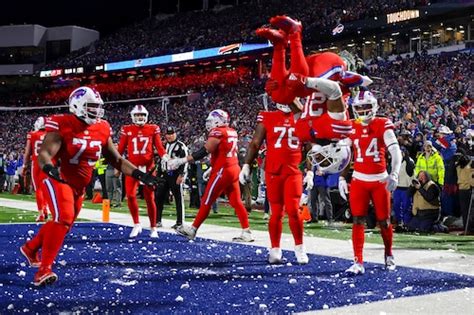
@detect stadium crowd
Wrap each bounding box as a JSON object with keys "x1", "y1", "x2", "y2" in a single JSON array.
[
  {"x1": 1, "y1": 51, "x2": 472, "y2": 233},
  {"x1": 44, "y1": 0, "x2": 429, "y2": 69}
]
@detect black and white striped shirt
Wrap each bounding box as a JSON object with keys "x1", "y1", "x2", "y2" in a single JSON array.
[{"x1": 166, "y1": 140, "x2": 188, "y2": 177}]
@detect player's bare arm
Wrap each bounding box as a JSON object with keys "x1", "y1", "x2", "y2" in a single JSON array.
[
  {"x1": 240, "y1": 123, "x2": 266, "y2": 185},
  {"x1": 38, "y1": 131, "x2": 64, "y2": 183},
  {"x1": 244, "y1": 123, "x2": 266, "y2": 165},
  {"x1": 22, "y1": 138, "x2": 32, "y2": 175}
]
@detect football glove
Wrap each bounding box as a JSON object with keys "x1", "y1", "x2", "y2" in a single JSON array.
[
  {"x1": 202, "y1": 167, "x2": 212, "y2": 181},
  {"x1": 239, "y1": 164, "x2": 251, "y2": 185},
  {"x1": 338, "y1": 176, "x2": 349, "y2": 201},
  {"x1": 303, "y1": 170, "x2": 314, "y2": 191},
  {"x1": 381, "y1": 173, "x2": 398, "y2": 192},
  {"x1": 132, "y1": 169, "x2": 159, "y2": 186},
  {"x1": 160, "y1": 154, "x2": 170, "y2": 171},
  {"x1": 167, "y1": 157, "x2": 187, "y2": 171},
  {"x1": 42, "y1": 164, "x2": 66, "y2": 183}
]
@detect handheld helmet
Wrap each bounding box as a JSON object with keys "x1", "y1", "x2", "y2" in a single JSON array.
[{"x1": 307, "y1": 140, "x2": 351, "y2": 174}]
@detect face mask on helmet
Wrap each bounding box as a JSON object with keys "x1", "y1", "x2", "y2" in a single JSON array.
[
  {"x1": 69, "y1": 87, "x2": 104, "y2": 125},
  {"x1": 206, "y1": 109, "x2": 230, "y2": 131},
  {"x1": 130, "y1": 105, "x2": 149, "y2": 126},
  {"x1": 34, "y1": 117, "x2": 45, "y2": 131},
  {"x1": 307, "y1": 140, "x2": 351, "y2": 174},
  {"x1": 276, "y1": 103, "x2": 291, "y2": 113},
  {"x1": 352, "y1": 91, "x2": 378, "y2": 124}
]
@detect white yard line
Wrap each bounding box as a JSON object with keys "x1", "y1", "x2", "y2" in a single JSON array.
[{"x1": 2, "y1": 197, "x2": 473, "y2": 314}]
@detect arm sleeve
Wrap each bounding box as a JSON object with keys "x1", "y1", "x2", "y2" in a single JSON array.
[
  {"x1": 153, "y1": 126, "x2": 166, "y2": 157},
  {"x1": 384, "y1": 129, "x2": 401, "y2": 176}
]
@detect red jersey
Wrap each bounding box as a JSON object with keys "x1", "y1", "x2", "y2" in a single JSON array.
[
  {"x1": 257, "y1": 111, "x2": 301, "y2": 175},
  {"x1": 118, "y1": 124, "x2": 166, "y2": 167},
  {"x1": 350, "y1": 117, "x2": 396, "y2": 180},
  {"x1": 208, "y1": 126, "x2": 239, "y2": 170},
  {"x1": 44, "y1": 114, "x2": 111, "y2": 192},
  {"x1": 27, "y1": 130, "x2": 46, "y2": 162}
]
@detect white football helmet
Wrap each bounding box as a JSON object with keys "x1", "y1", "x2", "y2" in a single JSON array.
[
  {"x1": 68, "y1": 86, "x2": 104, "y2": 125},
  {"x1": 130, "y1": 104, "x2": 149, "y2": 126},
  {"x1": 351, "y1": 90, "x2": 378, "y2": 124},
  {"x1": 206, "y1": 109, "x2": 230, "y2": 131},
  {"x1": 307, "y1": 140, "x2": 351, "y2": 174},
  {"x1": 34, "y1": 116, "x2": 45, "y2": 131}
]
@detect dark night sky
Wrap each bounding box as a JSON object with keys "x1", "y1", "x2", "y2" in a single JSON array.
[{"x1": 0, "y1": 0, "x2": 222, "y2": 36}]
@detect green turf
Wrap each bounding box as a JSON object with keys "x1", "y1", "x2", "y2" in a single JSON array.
[
  {"x1": 1, "y1": 192, "x2": 473, "y2": 254},
  {"x1": 0, "y1": 206, "x2": 42, "y2": 223}
]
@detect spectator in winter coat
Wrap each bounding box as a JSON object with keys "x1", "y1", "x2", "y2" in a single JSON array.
[
  {"x1": 456, "y1": 154, "x2": 474, "y2": 234},
  {"x1": 6, "y1": 154, "x2": 17, "y2": 192},
  {"x1": 415, "y1": 141, "x2": 445, "y2": 186}
]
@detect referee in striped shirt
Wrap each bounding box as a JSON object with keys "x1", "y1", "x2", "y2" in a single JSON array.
[{"x1": 155, "y1": 126, "x2": 188, "y2": 229}]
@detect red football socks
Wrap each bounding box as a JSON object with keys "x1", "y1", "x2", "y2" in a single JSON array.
[
  {"x1": 380, "y1": 224, "x2": 393, "y2": 257},
  {"x1": 41, "y1": 221, "x2": 69, "y2": 267},
  {"x1": 352, "y1": 224, "x2": 365, "y2": 263},
  {"x1": 127, "y1": 195, "x2": 140, "y2": 224}
]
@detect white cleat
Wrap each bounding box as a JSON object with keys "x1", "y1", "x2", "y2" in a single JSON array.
[
  {"x1": 176, "y1": 225, "x2": 197, "y2": 240},
  {"x1": 150, "y1": 227, "x2": 159, "y2": 238},
  {"x1": 268, "y1": 247, "x2": 283, "y2": 264},
  {"x1": 129, "y1": 224, "x2": 142, "y2": 238},
  {"x1": 262, "y1": 213, "x2": 270, "y2": 220},
  {"x1": 232, "y1": 229, "x2": 254, "y2": 242},
  {"x1": 295, "y1": 244, "x2": 309, "y2": 264},
  {"x1": 385, "y1": 255, "x2": 396, "y2": 271},
  {"x1": 345, "y1": 261, "x2": 365, "y2": 275}
]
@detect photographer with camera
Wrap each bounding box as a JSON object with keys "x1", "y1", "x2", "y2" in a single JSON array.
[
  {"x1": 456, "y1": 152, "x2": 474, "y2": 234},
  {"x1": 406, "y1": 171, "x2": 445, "y2": 233}
]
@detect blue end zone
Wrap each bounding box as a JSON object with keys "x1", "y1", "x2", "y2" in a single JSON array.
[{"x1": 1, "y1": 223, "x2": 473, "y2": 313}]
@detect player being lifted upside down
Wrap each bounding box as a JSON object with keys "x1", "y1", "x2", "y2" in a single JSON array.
[
  {"x1": 20, "y1": 87, "x2": 162, "y2": 286},
  {"x1": 338, "y1": 90, "x2": 402, "y2": 275},
  {"x1": 256, "y1": 15, "x2": 372, "y2": 145},
  {"x1": 167, "y1": 110, "x2": 254, "y2": 242},
  {"x1": 118, "y1": 105, "x2": 169, "y2": 238},
  {"x1": 23, "y1": 117, "x2": 49, "y2": 222}
]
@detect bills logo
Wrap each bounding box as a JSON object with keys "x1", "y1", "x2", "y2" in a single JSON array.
[
  {"x1": 218, "y1": 43, "x2": 241, "y2": 55},
  {"x1": 332, "y1": 23, "x2": 344, "y2": 36},
  {"x1": 71, "y1": 88, "x2": 87, "y2": 100}
]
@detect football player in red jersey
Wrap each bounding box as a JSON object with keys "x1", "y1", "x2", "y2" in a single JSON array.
[
  {"x1": 338, "y1": 90, "x2": 402, "y2": 275},
  {"x1": 19, "y1": 87, "x2": 162, "y2": 286},
  {"x1": 118, "y1": 105, "x2": 168, "y2": 238},
  {"x1": 167, "y1": 110, "x2": 253, "y2": 242},
  {"x1": 257, "y1": 15, "x2": 372, "y2": 144},
  {"x1": 239, "y1": 99, "x2": 312, "y2": 264},
  {"x1": 23, "y1": 117, "x2": 49, "y2": 222}
]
